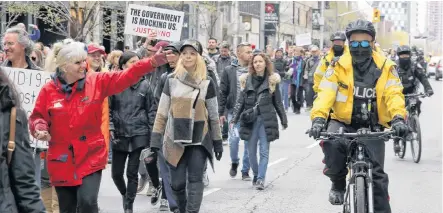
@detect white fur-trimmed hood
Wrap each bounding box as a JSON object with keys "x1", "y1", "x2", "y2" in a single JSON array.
[{"x1": 239, "y1": 72, "x2": 281, "y2": 93}]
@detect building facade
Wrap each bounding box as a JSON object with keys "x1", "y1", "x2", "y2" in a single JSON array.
[
  {"x1": 427, "y1": 1, "x2": 443, "y2": 54},
  {"x1": 374, "y1": 1, "x2": 412, "y2": 32}
]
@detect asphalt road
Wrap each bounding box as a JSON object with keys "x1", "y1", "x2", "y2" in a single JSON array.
[{"x1": 98, "y1": 80, "x2": 442, "y2": 213}]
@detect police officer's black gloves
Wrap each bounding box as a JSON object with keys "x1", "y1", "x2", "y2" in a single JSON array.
[
  {"x1": 391, "y1": 115, "x2": 409, "y2": 137},
  {"x1": 426, "y1": 89, "x2": 434, "y2": 97},
  {"x1": 309, "y1": 117, "x2": 326, "y2": 139}
]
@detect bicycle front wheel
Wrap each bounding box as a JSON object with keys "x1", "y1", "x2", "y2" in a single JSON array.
[
  {"x1": 409, "y1": 115, "x2": 422, "y2": 163},
  {"x1": 355, "y1": 176, "x2": 367, "y2": 213}
]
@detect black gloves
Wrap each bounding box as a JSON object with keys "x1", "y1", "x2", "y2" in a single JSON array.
[
  {"x1": 282, "y1": 123, "x2": 288, "y2": 130},
  {"x1": 391, "y1": 115, "x2": 409, "y2": 137},
  {"x1": 214, "y1": 141, "x2": 223, "y2": 161},
  {"x1": 151, "y1": 147, "x2": 160, "y2": 153},
  {"x1": 426, "y1": 89, "x2": 434, "y2": 97},
  {"x1": 309, "y1": 117, "x2": 326, "y2": 139}
]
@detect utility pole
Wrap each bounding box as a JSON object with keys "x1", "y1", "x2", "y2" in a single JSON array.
[
  {"x1": 320, "y1": 1, "x2": 325, "y2": 50},
  {"x1": 233, "y1": 1, "x2": 240, "y2": 52},
  {"x1": 259, "y1": 1, "x2": 265, "y2": 50}
]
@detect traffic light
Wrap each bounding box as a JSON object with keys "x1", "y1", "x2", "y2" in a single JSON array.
[{"x1": 373, "y1": 8, "x2": 381, "y2": 23}]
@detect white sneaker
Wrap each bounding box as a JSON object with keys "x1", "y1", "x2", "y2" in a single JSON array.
[
  {"x1": 146, "y1": 183, "x2": 155, "y2": 196},
  {"x1": 159, "y1": 199, "x2": 169, "y2": 211}
]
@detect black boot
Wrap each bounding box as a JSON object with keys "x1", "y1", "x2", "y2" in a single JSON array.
[
  {"x1": 329, "y1": 179, "x2": 346, "y2": 205},
  {"x1": 229, "y1": 163, "x2": 239, "y2": 178},
  {"x1": 187, "y1": 182, "x2": 204, "y2": 213},
  {"x1": 122, "y1": 195, "x2": 127, "y2": 211}
]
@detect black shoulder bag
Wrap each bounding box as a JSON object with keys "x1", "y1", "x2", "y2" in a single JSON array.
[{"x1": 240, "y1": 93, "x2": 263, "y2": 124}]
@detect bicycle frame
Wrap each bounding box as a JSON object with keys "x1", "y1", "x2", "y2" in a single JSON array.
[
  {"x1": 310, "y1": 129, "x2": 395, "y2": 213},
  {"x1": 343, "y1": 139, "x2": 374, "y2": 213}
]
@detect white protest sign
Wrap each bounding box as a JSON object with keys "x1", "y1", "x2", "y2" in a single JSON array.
[
  {"x1": 3, "y1": 67, "x2": 52, "y2": 149},
  {"x1": 124, "y1": 4, "x2": 185, "y2": 41},
  {"x1": 296, "y1": 33, "x2": 312, "y2": 46}
]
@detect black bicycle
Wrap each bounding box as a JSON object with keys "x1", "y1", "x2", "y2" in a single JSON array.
[
  {"x1": 310, "y1": 128, "x2": 397, "y2": 213},
  {"x1": 396, "y1": 93, "x2": 427, "y2": 163}
]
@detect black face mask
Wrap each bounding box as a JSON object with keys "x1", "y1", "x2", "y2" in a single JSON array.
[
  {"x1": 332, "y1": 45, "x2": 344, "y2": 56},
  {"x1": 399, "y1": 57, "x2": 411, "y2": 67},
  {"x1": 350, "y1": 46, "x2": 372, "y2": 64}
]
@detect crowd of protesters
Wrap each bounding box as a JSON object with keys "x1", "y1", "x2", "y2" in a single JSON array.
[{"x1": 1, "y1": 21, "x2": 342, "y2": 213}]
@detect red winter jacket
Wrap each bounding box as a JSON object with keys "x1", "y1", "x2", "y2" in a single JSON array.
[{"x1": 29, "y1": 58, "x2": 158, "y2": 186}]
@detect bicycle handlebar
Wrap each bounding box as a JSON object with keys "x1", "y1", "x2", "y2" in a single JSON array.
[
  {"x1": 404, "y1": 93, "x2": 427, "y2": 98},
  {"x1": 318, "y1": 130, "x2": 395, "y2": 138},
  {"x1": 305, "y1": 129, "x2": 396, "y2": 139}
]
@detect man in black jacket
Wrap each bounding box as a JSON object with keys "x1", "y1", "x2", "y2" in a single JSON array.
[
  {"x1": 273, "y1": 49, "x2": 290, "y2": 111},
  {"x1": 213, "y1": 42, "x2": 236, "y2": 142},
  {"x1": 219, "y1": 42, "x2": 253, "y2": 180}
]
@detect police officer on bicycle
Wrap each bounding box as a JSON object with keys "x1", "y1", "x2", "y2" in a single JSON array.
[
  {"x1": 313, "y1": 31, "x2": 348, "y2": 93},
  {"x1": 308, "y1": 20, "x2": 408, "y2": 213},
  {"x1": 393, "y1": 45, "x2": 434, "y2": 153}
]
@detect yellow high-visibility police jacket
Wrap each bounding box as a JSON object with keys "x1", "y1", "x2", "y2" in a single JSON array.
[
  {"x1": 313, "y1": 45, "x2": 350, "y2": 93},
  {"x1": 311, "y1": 50, "x2": 406, "y2": 128}
]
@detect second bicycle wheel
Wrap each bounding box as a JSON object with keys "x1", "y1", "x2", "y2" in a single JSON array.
[
  {"x1": 398, "y1": 139, "x2": 407, "y2": 159},
  {"x1": 409, "y1": 115, "x2": 422, "y2": 163}
]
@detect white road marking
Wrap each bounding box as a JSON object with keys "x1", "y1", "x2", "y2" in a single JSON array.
[
  {"x1": 203, "y1": 188, "x2": 221, "y2": 197},
  {"x1": 268, "y1": 158, "x2": 288, "y2": 167},
  {"x1": 306, "y1": 142, "x2": 319, "y2": 149}
]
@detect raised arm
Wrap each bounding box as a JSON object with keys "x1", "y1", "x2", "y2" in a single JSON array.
[{"x1": 95, "y1": 52, "x2": 168, "y2": 98}]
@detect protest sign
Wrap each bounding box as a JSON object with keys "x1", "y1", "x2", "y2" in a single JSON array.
[
  {"x1": 3, "y1": 67, "x2": 52, "y2": 149},
  {"x1": 296, "y1": 33, "x2": 312, "y2": 46},
  {"x1": 124, "y1": 4, "x2": 185, "y2": 41}
]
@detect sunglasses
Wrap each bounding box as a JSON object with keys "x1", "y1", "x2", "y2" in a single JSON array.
[
  {"x1": 31, "y1": 56, "x2": 37, "y2": 61},
  {"x1": 350, "y1": 40, "x2": 371, "y2": 48}
]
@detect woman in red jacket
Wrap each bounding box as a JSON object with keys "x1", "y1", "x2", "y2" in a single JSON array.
[{"x1": 29, "y1": 39, "x2": 169, "y2": 213}]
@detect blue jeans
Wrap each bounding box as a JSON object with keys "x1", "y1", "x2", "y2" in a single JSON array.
[
  {"x1": 247, "y1": 116, "x2": 270, "y2": 181},
  {"x1": 279, "y1": 80, "x2": 290, "y2": 110},
  {"x1": 228, "y1": 110, "x2": 250, "y2": 174}
]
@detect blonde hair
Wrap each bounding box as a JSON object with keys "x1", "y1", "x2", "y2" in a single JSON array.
[
  {"x1": 45, "y1": 39, "x2": 87, "y2": 73},
  {"x1": 173, "y1": 54, "x2": 207, "y2": 81},
  {"x1": 107, "y1": 50, "x2": 123, "y2": 64}
]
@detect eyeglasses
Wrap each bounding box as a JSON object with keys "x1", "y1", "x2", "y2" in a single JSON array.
[{"x1": 350, "y1": 40, "x2": 371, "y2": 48}]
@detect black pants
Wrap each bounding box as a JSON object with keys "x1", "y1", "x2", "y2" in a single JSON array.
[
  {"x1": 169, "y1": 146, "x2": 207, "y2": 213},
  {"x1": 290, "y1": 84, "x2": 304, "y2": 113},
  {"x1": 55, "y1": 170, "x2": 102, "y2": 213},
  {"x1": 111, "y1": 147, "x2": 142, "y2": 209},
  {"x1": 304, "y1": 82, "x2": 315, "y2": 108},
  {"x1": 144, "y1": 152, "x2": 160, "y2": 189},
  {"x1": 322, "y1": 120, "x2": 391, "y2": 213}
]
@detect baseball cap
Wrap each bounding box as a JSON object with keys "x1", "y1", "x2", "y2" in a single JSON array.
[
  {"x1": 180, "y1": 39, "x2": 203, "y2": 55},
  {"x1": 87, "y1": 44, "x2": 106, "y2": 55},
  {"x1": 164, "y1": 41, "x2": 183, "y2": 54}
]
